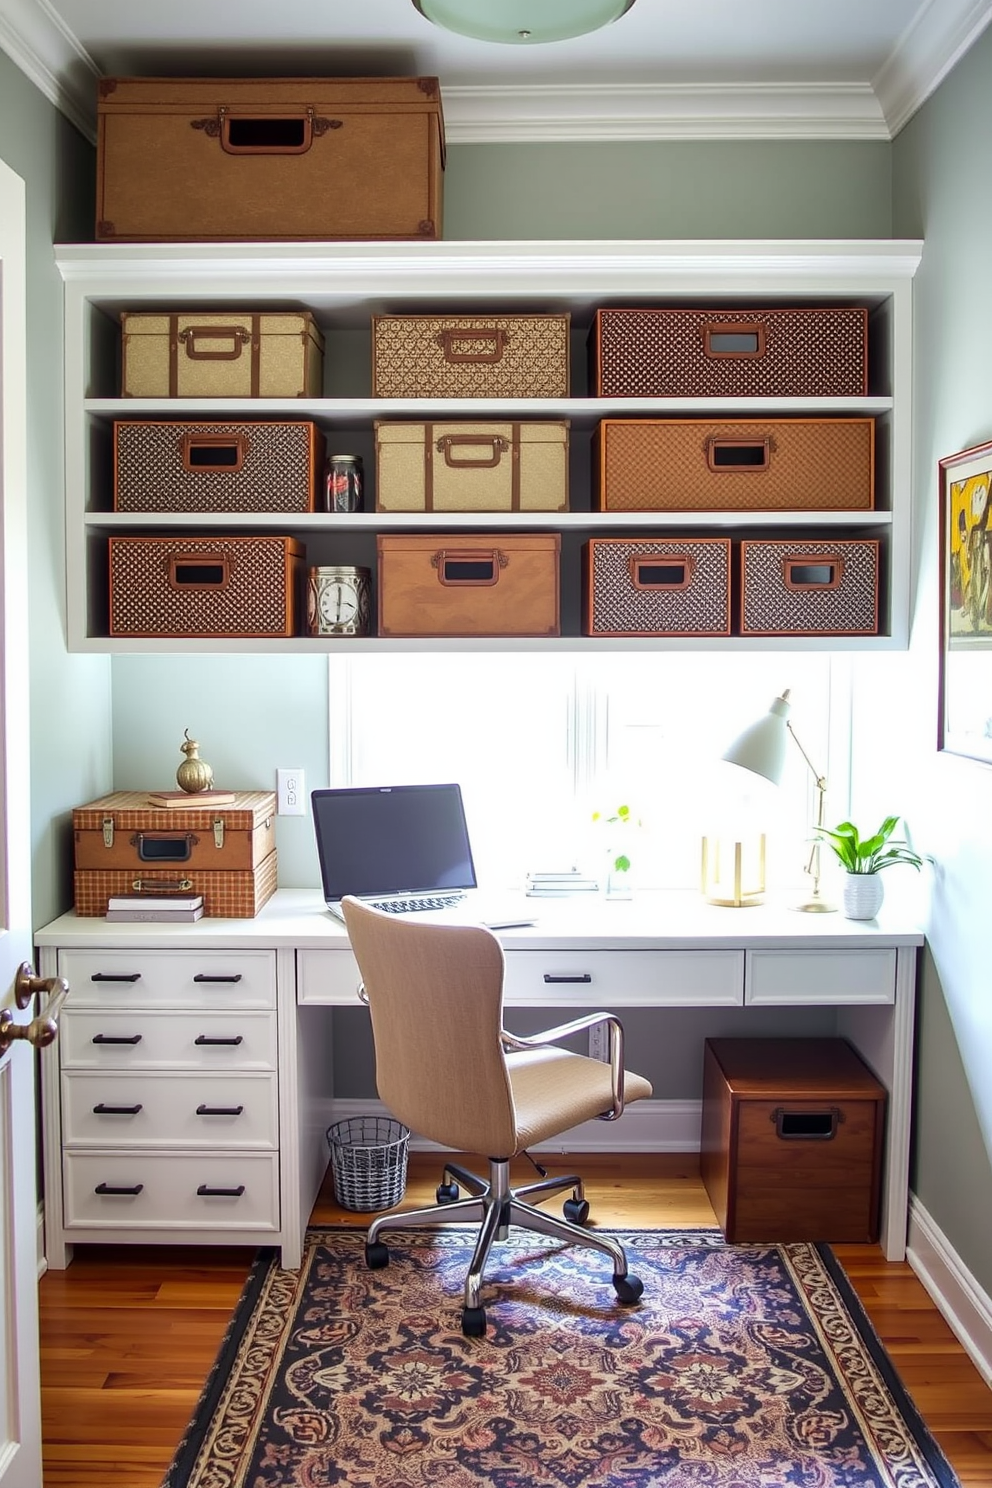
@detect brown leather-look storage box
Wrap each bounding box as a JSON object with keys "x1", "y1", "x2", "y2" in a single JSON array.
[
  {"x1": 374, "y1": 420, "x2": 569, "y2": 512},
  {"x1": 120, "y1": 312, "x2": 325, "y2": 399},
  {"x1": 377, "y1": 532, "x2": 560, "y2": 637},
  {"x1": 96, "y1": 76, "x2": 445, "y2": 242},
  {"x1": 72, "y1": 852, "x2": 278, "y2": 918},
  {"x1": 740, "y1": 539, "x2": 880, "y2": 636},
  {"x1": 109, "y1": 535, "x2": 305, "y2": 638},
  {"x1": 582, "y1": 537, "x2": 731, "y2": 636},
  {"x1": 73, "y1": 791, "x2": 276, "y2": 874},
  {"x1": 114, "y1": 421, "x2": 325, "y2": 513},
  {"x1": 700, "y1": 1037, "x2": 886, "y2": 1243},
  {"x1": 594, "y1": 418, "x2": 874, "y2": 513},
  {"x1": 372, "y1": 315, "x2": 570, "y2": 398},
  {"x1": 591, "y1": 307, "x2": 868, "y2": 397}
]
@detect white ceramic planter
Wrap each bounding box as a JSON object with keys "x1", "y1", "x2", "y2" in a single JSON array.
[{"x1": 842, "y1": 872, "x2": 884, "y2": 920}]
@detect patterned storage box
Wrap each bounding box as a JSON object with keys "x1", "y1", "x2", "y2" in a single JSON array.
[
  {"x1": 374, "y1": 420, "x2": 569, "y2": 512},
  {"x1": 377, "y1": 532, "x2": 560, "y2": 637},
  {"x1": 594, "y1": 418, "x2": 874, "y2": 512},
  {"x1": 590, "y1": 307, "x2": 869, "y2": 397},
  {"x1": 583, "y1": 538, "x2": 731, "y2": 636},
  {"x1": 73, "y1": 791, "x2": 276, "y2": 873},
  {"x1": 109, "y1": 535, "x2": 306, "y2": 638},
  {"x1": 740, "y1": 539, "x2": 880, "y2": 635},
  {"x1": 114, "y1": 421, "x2": 325, "y2": 513},
  {"x1": 120, "y1": 312, "x2": 325, "y2": 398},
  {"x1": 73, "y1": 850, "x2": 279, "y2": 918},
  {"x1": 372, "y1": 315, "x2": 570, "y2": 398}
]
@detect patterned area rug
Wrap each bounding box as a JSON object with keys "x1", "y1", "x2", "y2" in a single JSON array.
[{"x1": 163, "y1": 1227, "x2": 959, "y2": 1488}]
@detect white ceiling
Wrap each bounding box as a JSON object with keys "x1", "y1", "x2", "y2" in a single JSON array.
[{"x1": 1, "y1": 0, "x2": 991, "y2": 145}]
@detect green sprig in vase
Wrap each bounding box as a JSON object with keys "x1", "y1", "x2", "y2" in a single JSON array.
[{"x1": 592, "y1": 803, "x2": 638, "y2": 900}]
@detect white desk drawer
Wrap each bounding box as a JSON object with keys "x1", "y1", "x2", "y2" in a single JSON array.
[
  {"x1": 60, "y1": 1009, "x2": 277, "y2": 1070},
  {"x1": 63, "y1": 1151, "x2": 279, "y2": 1230},
  {"x1": 59, "y1": 949, "x2": 277, "y2": 1009},
  {"x1": 298, "y1": 948, "x2": 362, "y2": 1006},
  {"x1": 502, "y1": 950, "x2": 744, "y2": 1006},
  {"x1": 62, "y1": 1071, "x2": 277, "y2": 1148},
  {"x1": 746, "y1": 948, "x2": 897, "y2": 1005}
]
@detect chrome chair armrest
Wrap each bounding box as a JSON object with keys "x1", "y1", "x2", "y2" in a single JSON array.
[{"x1": 501, "y1": 1011, "x2": 626, "y2": 1120}]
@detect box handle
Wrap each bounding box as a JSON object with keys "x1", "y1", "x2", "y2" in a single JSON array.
[
  {"x1": 771, "y1": 1106, "x2": 844, "y2": 1140},
  {"x1": 783, "y1": 555, "x2": 845, "y2": 591},
  {"x1": 436, "y1": 434, "x2": 510, "y2": 468},
  {"x1": 177, "y1": 325, "x2": 252, "y2": 362},
  {"x1": 180, "y1": 434, "x2": 248, "y2": 474},
  {"x1": 191, "y1": 107, "x2": 341, "y2": 156},
  {"x1": 166, "y1": 553, "x2": 234, "y2": 592},
  {"x1": 431, "y1": 549, "x2": 508, "y2": 586},
  {"x1": 129, "y1": 831, "x2": 197, "y2": 863},
  {"x1": 130, "y1": 877, "x2": 194, "y2": 893},
  {"x1": 706, "y1": 437, "x2": 771, "y2": 472},
  {"x1": 703, "y1": 322, "x2": 767, "y2": 359},
  {"x1": 435, "y1": 328, "x2": 509, "y2": 365},
  {"x1": 630, "y1": 556, "x2": 694, "y2": 591}
]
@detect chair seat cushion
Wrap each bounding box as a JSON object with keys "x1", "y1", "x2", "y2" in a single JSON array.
[{"x1": 507, "y1": 1047, "x2": 652, "y2": 1152}]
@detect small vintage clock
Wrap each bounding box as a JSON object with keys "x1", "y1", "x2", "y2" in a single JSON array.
[{"x1": 307, "y1": 565, "x2": 372, "y2": 637}]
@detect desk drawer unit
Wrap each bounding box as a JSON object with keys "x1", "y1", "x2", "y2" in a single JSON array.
[
  {"x1": 62, "y1": 1070, "x2": 278, "y2": 1148},
  {"x1": 746, "y1": 948, "x2": 896, "y2": 1004},
  {"x1": 58, "y1": 948, "x2": 277, "y2": 1008},
  {"x1": 60, "y1": 1008, "x2": 278, "y2": 1069},
  {"x1": 501, "y1": 950, "x2": 744, "y2": 1007},
  {"x1": 63, "y1": 1152, "x2": 279, "y2": 1231}
]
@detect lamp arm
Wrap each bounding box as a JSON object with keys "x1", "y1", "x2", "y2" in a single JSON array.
[
  {"x1": 786, "y1": 720, "x2": 826, "y2": 792},
  {"x1": 787, "y1": 721, "x2": 828, "y2": 899}
]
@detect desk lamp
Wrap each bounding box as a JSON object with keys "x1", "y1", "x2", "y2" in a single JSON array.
[{"x1": 721, "y1": 689, "x2": 836, "y2": 914}]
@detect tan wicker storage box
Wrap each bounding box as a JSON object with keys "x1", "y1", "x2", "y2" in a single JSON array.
[
  {"x1": 591, "y1": 307, "x2": 869, "y2": 397},
  {"x1": 583, "y1": 538, "x2": 731, "y2": 636},
  {"x1": 73, "y1": 850, "x2": 279, "y2": 918},
  {"x1": 377, "y1": 532, "x2": 560, "y2": 637},
  {"x1": 372, "y1": 315, "x2": 570, "y2": 398},
  {"x1": 120, "y1": 312, "x2": 325, "y2": 398},
  {"x1": 740, "y1": 539, "x2": 880, "y2": 636},
  {"x1": 97, "y1": 75, "x2": 444, "y2": 242},
  {"x1": 595, "y1": 418, "x2": 874, "y2": 513},
  {"x1": 73, "y1": 791, "x2": 276, "y2": 874},
  {"x1": 374, "y1": 420, "x2": 569, "y2": 512},
  {"x1": 108, "y1": 535, "x2": 305, "y2": 638},
  {"x1": 113, "y1": 421, "x2": 325, "y2": 513}
]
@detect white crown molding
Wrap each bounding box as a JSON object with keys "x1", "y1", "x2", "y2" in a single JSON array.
[
  {"x1": 875, "y1": 0, "x2": 992, "y2": 136},
  {"x1": 0, "y1": 0, "x2": 99, "y2": 141}
]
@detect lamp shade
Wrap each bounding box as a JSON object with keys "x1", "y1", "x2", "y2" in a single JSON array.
[
  {"x1": 412, "y1": 0, "x2": 636, "y2": 44},
  {"x1": 721, "y1": 691, "x2": 792, "y2": 786}
]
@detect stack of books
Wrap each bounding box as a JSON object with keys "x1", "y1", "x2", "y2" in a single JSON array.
[
  {"x1": 105, "y1": 894, "x2": 204, "y2": 923},
  {"x1": 525, "y1": 869, "x2": 600, "y2": 898}
]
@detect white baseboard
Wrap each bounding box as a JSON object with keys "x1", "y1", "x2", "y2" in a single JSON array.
[{"x1": 907, "y1": 1194, "x2": 992, "y2": 1389}]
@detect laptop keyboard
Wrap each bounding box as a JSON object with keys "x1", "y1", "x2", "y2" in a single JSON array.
[{"x1": 368, "y1": 892, "x2": 467, "y2": 914}]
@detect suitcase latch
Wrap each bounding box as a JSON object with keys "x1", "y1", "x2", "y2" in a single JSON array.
[
  {"x1": 213, "y1": 818, "x2": 225, "y2": 850},
  {"x1": 102, "y1": 816, "x2": 115, "y2": 849}
]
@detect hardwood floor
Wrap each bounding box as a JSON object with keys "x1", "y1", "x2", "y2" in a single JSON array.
[{"x1": 39, "y1": 1154, "x2": 992, "y2": 1486}]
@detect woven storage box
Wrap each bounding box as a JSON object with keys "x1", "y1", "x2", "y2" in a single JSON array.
[
  {"x1": 583, "y1": 538, "x2": 731, "y2": 636},
  {"x1": 594, "y1": 418, "x2": 874, "y2": 513},
  {"x1": 372, "y1": 315, "x2": 570, "y2": 398},
  {"x1": 73, "y1": 849, "x2": 278, "y2": 918},
  {"x1": 740, "y1": 539, "x2": 880, "y2": 635},
  {"x1": 377, "y1": 532, "x2": 560, "y2": 637},
  {"x1": 120, "y1": 312, "x2": 325, "y2": 398},
  {"x1": 108, "y1": 535, "x2": 306, "y2": 638},
  {"x1": 113, "y1": 420, "x2": 325, "y2": 513},
  {"x1": 73, "y1": 791, "x2": 276, "y2": 873},
  {"x1": 591, "y1": 307, "x2": 868, "y2": 397},
  {"x1": 96, "y1": 75, "x2": 444, "y2": 242},
  {"x1": 326, "y1": 1117, "x2": 410, "y2": 1211},
  {"x1": 374, "y1": 420, "x2": 569, "y2": 512}
]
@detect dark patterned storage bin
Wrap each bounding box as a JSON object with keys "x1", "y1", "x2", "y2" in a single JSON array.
[
  {"x1": 583, "y1": 537, "x2": 732, "y2": 636},
  {"x1": 740, "y1": 539, "x2": 880, "y2": 636},
  {"x1": 113, "y1": 420, "x2": 325, "y2": 512},
  {"x1": 109, "y1": 535, "x2": 305, "y2": 637}
]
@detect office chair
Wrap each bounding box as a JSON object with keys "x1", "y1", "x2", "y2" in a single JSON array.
[{"x1": 341, "y1": 896, "x2": 654, "y2": 1336}]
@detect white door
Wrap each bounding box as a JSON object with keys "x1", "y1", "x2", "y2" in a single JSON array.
[{"x1": 0, "y1": 158, "x2": 43, "y2": 1487}]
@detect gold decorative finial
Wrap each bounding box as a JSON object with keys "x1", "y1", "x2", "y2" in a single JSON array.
[{"x1": 176, "y1": 728, "x2": 214, "y2": 795}]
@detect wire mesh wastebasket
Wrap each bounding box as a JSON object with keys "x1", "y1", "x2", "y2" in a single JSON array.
[{"x1": 326, "y1": 1116, "x2": 410, "y2": 1211}]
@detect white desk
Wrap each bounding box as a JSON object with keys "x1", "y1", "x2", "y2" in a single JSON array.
[{"x1": 35, "y1": 888, "x2": 923, "y2": 1269}]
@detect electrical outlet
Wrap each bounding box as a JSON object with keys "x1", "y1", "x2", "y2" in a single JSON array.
[
  {"x1": 588, "y1": 1024, "x2": 610, "y2": 1062},
  {"x1": 277, "y1": 768, "x2": 306, "y2": 816}
]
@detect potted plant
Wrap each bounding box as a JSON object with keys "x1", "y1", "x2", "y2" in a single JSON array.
[
  {"x1": 816, "y1": 816, "x2": 923, "y2": 920},
  {"x1": 591, "y1": 803, "x2": 639, "y2": 899}
]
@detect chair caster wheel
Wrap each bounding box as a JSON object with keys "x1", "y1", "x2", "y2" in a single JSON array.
[
  {"x1": 365, "y1": 1241, "x2": 389, "y2": 1269},
  {"x1": 613, "y1": 1273, "x2": 644, "y2": 1305},
  {"x1": 461, "y1": 1305, "x2": 487, "y2": 1337},
  {"x1": 563, "y1": 1197, "x2": 590, "y2": 1225},
  {"x1": 436, "y1": 1181, "x2": 460, "y2": 1203}
]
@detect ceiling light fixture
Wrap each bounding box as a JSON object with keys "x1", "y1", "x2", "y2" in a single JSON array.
[{"x1": 412, "y1": 0, "x2": 637, "y2": 46}]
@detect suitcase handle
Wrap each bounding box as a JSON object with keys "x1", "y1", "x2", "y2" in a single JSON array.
[
  {"x1": 180, "y1": 434, "x2": 248, "y2": 474},
  {"x1": 431, "y1": 550, "x2": 508, "y2": 586},
  {"x1": 436, "y1": 434, "x2": 510, "y2": 468},
  {"x1": 166, "y1": 553, "x2": 234, "y2": 592},
  {"x1": 703, "y1": 322, "x2": 767, "y2": 359},
  {"x1": 130, "y1": 877, "x2": 195, "y2": 893},
  {"x1": 630, "y1": 555, "x2": 694, "y2": 591},
  {"x1": 130, "y1": 831, "x2": 197, "y2": 863},
  {"x1": 435, "y1": 328, "x2": 509, "y2": 364},
  {"x1": 194, "y1": 107, "x2": 341, "y2": 156},
  {"x1": 771, "y1": 1106, "x2": 844, "y2": 1139},
  {"x1": 705, "y1": 437, "x2": 772, "y2": 472},
  {"x1": 782, "y1": 555, "x2": 845, "y2": 591},
  {"x1": 177, "y1": 326, "x2": 251, "y2": 362}
]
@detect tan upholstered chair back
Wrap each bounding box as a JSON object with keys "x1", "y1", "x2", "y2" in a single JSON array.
[{"x1": 342, "y1": 897, "x2": 520, "y2": 1157}]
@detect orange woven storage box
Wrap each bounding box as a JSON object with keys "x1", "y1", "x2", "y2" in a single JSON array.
[
  {"x1": 740, "y1": 539, "x2": 880, "y2": 636},
  {"x1": 113, "y1": 421, "x2": 325, "y2": 513},
  {"x1": 372, "y1": 315, "x2": 570, "y2": 398},
  {"x1": 108, "y1": 535, "x2": 305, "y2": 638},
  {"x1": 583, "y1": 537, "x2": 731, "y2": 637},
  {"x1": 73, "y1": 852, "x2": 278, "y2": 918},
  {"x1": 73, "y1": 791, "x2": 276, "y2": 874},
  {"x1": 377, "y1": 532, "x2": 560, "y2": 637}
]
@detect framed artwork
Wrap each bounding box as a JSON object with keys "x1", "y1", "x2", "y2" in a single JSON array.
[{"x1": 939, "y1": 438, "x2": 992, "y2": 762}]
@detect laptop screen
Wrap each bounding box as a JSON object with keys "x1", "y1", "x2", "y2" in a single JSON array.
[{"x1": 310, "y1": 783, "x2": 478, "y2": 902}]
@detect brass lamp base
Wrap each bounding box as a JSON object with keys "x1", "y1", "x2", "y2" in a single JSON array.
[
  {"x1": 701, "y1": 834, "x2": 766, "y2": 908},
  {"x1": 791, "y1": 890, "x2": 837, "y2": 914}
]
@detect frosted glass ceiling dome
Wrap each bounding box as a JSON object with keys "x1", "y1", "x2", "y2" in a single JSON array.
[{"x1": 412, "y1": 0, "x2": 637, "y2": 46}]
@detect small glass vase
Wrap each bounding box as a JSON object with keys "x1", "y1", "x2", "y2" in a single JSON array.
[{"x1": 605, "y1": 856, "x2": 633, "y2": 900}]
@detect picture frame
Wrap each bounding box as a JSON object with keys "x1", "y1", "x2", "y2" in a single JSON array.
[{"x1": 938, "y1": 438, "x2": 992, "y2": 763}]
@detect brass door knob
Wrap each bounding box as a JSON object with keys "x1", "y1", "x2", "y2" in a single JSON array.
[{"x1": 0, "y1": 964, "x2": 70, "y2": 1055}]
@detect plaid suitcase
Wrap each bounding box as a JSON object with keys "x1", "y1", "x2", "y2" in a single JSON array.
[
  {"x1": 73, "y1": 849, "x2": 279, "y2": 918},
  {"x1": 114, "y1": 420, "x2": 325, "y2": 513},
  {"x1": 372, "y1": 315, "x2": 570, "y2": 398},
  {"x1": 583, "y1": 538, "x2": 731, "y2": 636},
  {"x1": 73, "y1": 791, "x2": 276, "y2": 873},
  {"x1": 109, "y1": 535, "x2": 305, "y2": 638},
  {"x1": 740, "y1": 539, "x2": 880, "y2": 635}
]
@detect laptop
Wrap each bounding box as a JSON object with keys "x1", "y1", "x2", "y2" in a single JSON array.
[{"x1": 310, "y1": 783, "x2": 535, "y2": 928}]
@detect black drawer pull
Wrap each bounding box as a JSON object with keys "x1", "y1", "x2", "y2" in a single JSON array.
[
  {"x1": 196, "y1": 1183, "x2": 246, "y2": 1198},
  {"x1": 92, "y1": 1033, "x2": 142, "y2": 1045},
  {"x1": 543, "y1": 973, "x2": 592, "y2": 984},
  {"x1": 92, "y1": 1103, "x2": 142, "y2": 1115},
  {"x1": 194, "y1": 1034, "x2": 244, "y2": 1046},
  {"x1": 90, "y1": 972, "x2": 141, "y2": 983},
  {"x1": 193, "y1": 973, "x2": 243, "y2": 984},
  {"x1": 94, "y1": 1182, "x2": 143, "y2": 1196},
  {"x1": 772, "y1": 1106, "x2": 844, "y2": 1140},
  {"x1": 196, "y1": 1104, "x2": 244, "y2": 1116}
]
